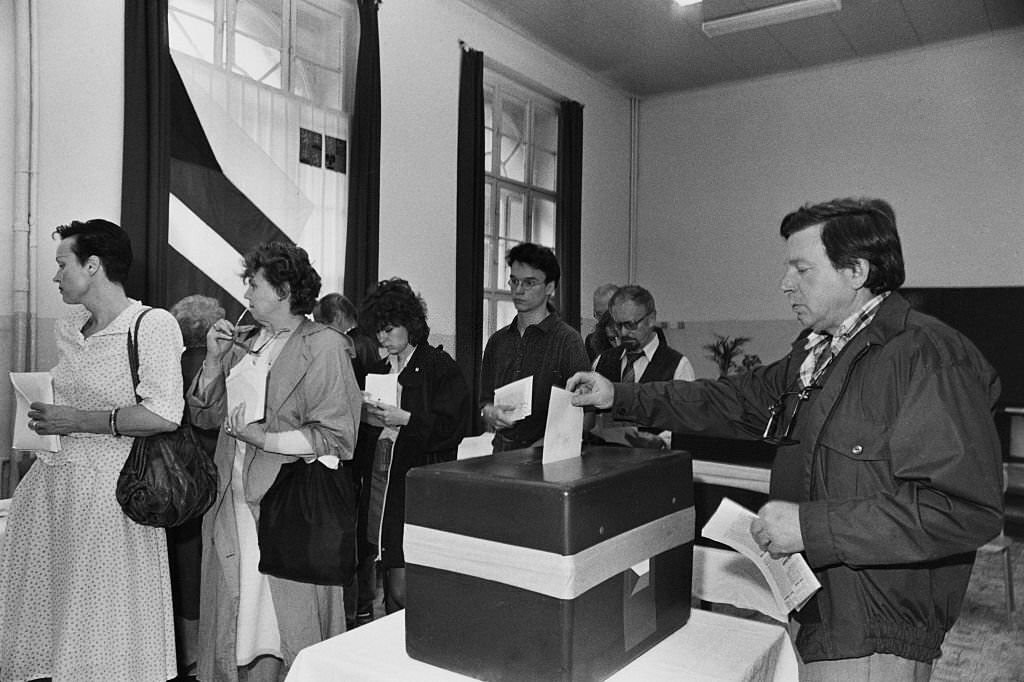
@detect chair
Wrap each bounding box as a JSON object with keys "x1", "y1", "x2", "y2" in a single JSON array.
[{"x1": 977, "y1": 463, "x2": 1015, "y2": 622}]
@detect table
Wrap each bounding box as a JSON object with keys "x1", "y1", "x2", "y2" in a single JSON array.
[
  {"x1": 286, "y1": 608, "x2": 798, "y2": 681},
  {"x1": 692, "y1": 459, "x2": 771, "y2": 494}
]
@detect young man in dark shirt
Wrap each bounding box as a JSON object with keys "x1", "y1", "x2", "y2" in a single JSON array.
[{"x1": 479, "y1": 243, "x2": 589, "y2": 452}]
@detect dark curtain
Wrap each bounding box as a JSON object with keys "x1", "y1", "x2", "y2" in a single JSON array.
[
  {"x1": 454, "y1": 45, "x2": 486, "y2": 433},
  {"x1": 555, "y1": 100, "x2": 583, "y2": 331},
  {"x1": 344, "y1": 0, "x2": 382, "y2": 305},
  {"x1": 121, "y1": 0, "x2": 170, "y2": 305}
]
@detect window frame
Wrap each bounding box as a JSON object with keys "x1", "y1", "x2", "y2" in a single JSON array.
[{"x1": 482, "y1": 70, "x2": 561, "y2": 342}]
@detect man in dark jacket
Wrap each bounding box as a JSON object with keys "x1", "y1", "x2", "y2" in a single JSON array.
[{"x1": 569, "y1": 198, "x2": 1004, "y2": 680}]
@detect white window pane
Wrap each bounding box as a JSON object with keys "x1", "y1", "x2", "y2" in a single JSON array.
[
  {"x1": 483, "y1": 235, "x2": 495, "y2": 289},
  {"x1": 233, "y1": 33, "x2": 282, "y2": 85},
  {"x1": 499, "y1": 96, "x2": 526, "y2": 181},
  {"x1": 295, "y1": 0, "x2": 342, "y2": 65},
  {"x1": 292, "y1": 59, "x2": 342, "y2": 110},
  {"x1": 484, "y1": 183, "x2": 493, "y2": 236},
  {"x1": 534, "y1": 106, "x2": 558, "y2": 152},
  {"x1": 497, "y1": 237, "x2": 518, "y2": 289},
  {"x1": 483, "y1": 299, "x2": 493, "y2": 346},
  {"x1": 169, "y1": 10, "x2": 216, "y2": 62},
  {"x1": 533, "y1": 149, "x2": 556, "y2": 192},
  {"x1": 533, "y1": 197, "x2": 556, "y2": 248},
  {"x1": 236, "y1": 0, "x2": 283, "y2": 46},
  {"x1": 171, "y1": 0, "x2": 215, "y2": 21},
  {"x1": 500, "y1": 135, "x2": 525, "y2": 182},
  {"x1": 499, "y1": 189, "x2": 525, "y2": 241},
  {"x1": 496, "y1": 300, "x2": 517, "y2": 330}
]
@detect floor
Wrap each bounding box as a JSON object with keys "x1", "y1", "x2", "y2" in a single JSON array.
[{"x1": 932, "y1": 536, "x2": 1024, "y2": 681}]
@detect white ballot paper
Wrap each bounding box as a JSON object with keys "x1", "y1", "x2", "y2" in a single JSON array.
[
  {"x1": 10, "y1": 372, "x2": 61, "y2": 452},
  {"x1": 225, "y1": 359, "x2": 269, "y2": 425},
  {"x1": 364, "y1": 373, "x2": 399, "y2": 407},
  {"x1": 456, "y1": 433, "x2": 495, "y2": 460},
  {"x1": 701, "y1": 497, "x2": 820, "y2": 616},
  {"x1": 542, "y1": 386, "x2": 583, "y2": 464},
  {"x1": 494, "y1": 376, "x2": 533, "y2": 422}
]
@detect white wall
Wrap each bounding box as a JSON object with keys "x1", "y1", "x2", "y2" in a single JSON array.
[
  {"x1": 637, "y1": 29, "x2": 1024, "y2": 376},
  {"x1": 377, "y1": 0, "x2": 634, "y2": 349}
]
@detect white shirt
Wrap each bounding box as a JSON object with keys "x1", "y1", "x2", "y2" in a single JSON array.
[{"x1": 592, "y1": 333, "x2": 696, "y2": 382}]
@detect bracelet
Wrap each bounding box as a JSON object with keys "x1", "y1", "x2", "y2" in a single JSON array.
[{"x1": 110, "y1": 407, "x2": 122, "y2": 438}]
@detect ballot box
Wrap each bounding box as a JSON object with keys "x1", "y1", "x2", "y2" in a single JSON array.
[{"x1": 404, "y1": 446, "x2": 694, "y2": 681}]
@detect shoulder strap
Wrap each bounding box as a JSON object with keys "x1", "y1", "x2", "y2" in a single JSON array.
[{"x1": 126, "y1": 307, "x2": 155, "y2": 403}]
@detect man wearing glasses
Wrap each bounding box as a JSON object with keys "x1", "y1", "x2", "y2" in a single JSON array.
[
  {"x1": 480, "y1": 243, "x2": 590, "y2": 452},
  {"x1": 590, "y1": 285, "x2": 694, "y2": 449},
  {"x1": 568, "y1": 198, "x2": 1004, "y2": 680}
]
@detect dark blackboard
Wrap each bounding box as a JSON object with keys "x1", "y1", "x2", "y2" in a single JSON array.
[{"x1": 902, "y1": 287, "x2": 1024, "y2": 409}]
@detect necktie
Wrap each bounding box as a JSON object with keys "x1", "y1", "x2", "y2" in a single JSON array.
[{"x1": 622, "y1": 350, "x2": 644, "y2": 383}]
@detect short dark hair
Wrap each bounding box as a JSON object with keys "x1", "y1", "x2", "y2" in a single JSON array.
[
  {"x1": 359, "y1": 278, "x2": 430, "y2": 346},
  {"x1": 241, "y1": 242, "x2": 321, "y2": 316},
  {"x1": 53, "y1": 219, "x2": 133, "y2": 284},
  {"x1": 779, "y1": 198, "x2": 905, "y2": 294},
  {"x1": 170, "y1": 295, "x2": 226, "y2": 347},
  {"x1": 609, "y1": 285, "x2": 656, "y2": 317},
  {"x1": 313, "y1": 292, "x2": 358, "y2": 328},
  {"x1": 506, "y1": 243, "x2": 560, "y2": 288}
]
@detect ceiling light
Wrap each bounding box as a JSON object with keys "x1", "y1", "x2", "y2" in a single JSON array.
[
  {"x1": 673, "y1": 0, "x2": 702, "y2": 7},
  {"x1": 702, "y1": 0, "x2": 841, "y2": 38}
]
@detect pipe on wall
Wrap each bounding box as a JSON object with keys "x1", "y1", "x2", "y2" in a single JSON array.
[
  {"x1": 11, "y1": 0, "x2": 35, "y2": 374},
  {"x1": 627, "y1": 95, "x2": 639, "y2": 284}
]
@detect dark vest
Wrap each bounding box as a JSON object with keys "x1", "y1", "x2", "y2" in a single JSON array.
[{"x1": 595, "y1": 341, "x2": 684, "y2": 383}]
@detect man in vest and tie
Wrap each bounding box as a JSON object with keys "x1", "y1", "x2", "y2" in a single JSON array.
[{"x1": 590, "y1": 285, "x2": 694, "y2": 448}]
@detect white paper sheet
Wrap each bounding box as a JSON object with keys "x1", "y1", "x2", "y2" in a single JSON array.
[
  {"x1": 494, "y1": 376, "x2": 533, "y2": 422},
  {"x1": 541, "y1": 386, "x2": 583, "y2": 464},
  {"x1": 10, "y1": 372, "x2": 61, "y2": 452},
  {"x1": 457, "y1": 433, "x2": 494, "y2": 460},
  {"x1": 225, "y1": 359, "x2": 268, "y2": 424},
  {"x1": 364, "y1": 373, "x2": 399, "y2": 407},
  {"x1": 701, "y1": 497, "x2": 820, "y2": 616}
]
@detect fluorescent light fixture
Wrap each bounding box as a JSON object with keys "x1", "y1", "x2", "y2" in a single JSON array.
[{"x1": 702, "y1": 0, "x2": 841, "y2": 38}]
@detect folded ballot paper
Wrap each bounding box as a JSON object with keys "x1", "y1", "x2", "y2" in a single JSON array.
[
  {"x1": 701, "y1": 497, "x2": 820, "y2": 617},
  {"x1": 10, "y1": 372, "x2": 61, "y2": 452}
]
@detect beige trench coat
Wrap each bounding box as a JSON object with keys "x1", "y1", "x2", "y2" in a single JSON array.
[{"x1": 188, "y1": 320, "x2": 362, "y2": 681}]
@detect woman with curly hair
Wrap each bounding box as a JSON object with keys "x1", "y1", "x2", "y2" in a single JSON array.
[
  {"x1": 188, "y1": 242, "x2": 362, "y2": 681},
  {"x1": 359, "y1": 278, "x2": 470, "y2": 613}
]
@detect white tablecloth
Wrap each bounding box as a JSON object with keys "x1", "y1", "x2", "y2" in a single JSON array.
[{"x1": 286, "y1": 608, "x2": 798, "y2": 681}]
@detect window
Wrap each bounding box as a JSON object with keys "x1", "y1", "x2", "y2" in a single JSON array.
[
  {"x1": 482, "y1": 72, "x2": 560, "y2": 342},
  {"x1": 169, "y1": 0, "x2": 357, "y2": 113}
]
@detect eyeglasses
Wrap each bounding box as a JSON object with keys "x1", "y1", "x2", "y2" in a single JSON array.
[
  {"x1": 613, "y1": 312, "x2": 653, "y2": 332},
  {"x1": 227, "y1": 309, "x2": 288, "y2": 355},
  {"x1": 508, "y1": 277, "x2": 545, "y2": 291},
  {"x1": 761, "y1": 385, "x2": 821, "y2": 445}
]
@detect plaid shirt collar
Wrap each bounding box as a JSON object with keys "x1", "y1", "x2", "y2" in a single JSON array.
[{"x1": 800, "y1": 292, "x2": 889, "y2": 386}]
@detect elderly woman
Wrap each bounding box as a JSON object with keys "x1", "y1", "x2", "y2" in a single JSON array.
[
  {"x1": 0, "y1": 219, "x2": 184, "y2": 681},
  {"x1": 359, "y1": 278, "x2": 470, "y2": 613},
  {"x1": 168, "y1": 294, "x2": 225, "y2": 676},
  {"x1": 188, "y1": 242, "x2": 361, "y2": 681}
]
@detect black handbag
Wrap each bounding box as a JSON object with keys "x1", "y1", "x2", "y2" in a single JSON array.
[
  {"x1": 258, "y1": 458, "x2": 357, "y2": 585},
  {"x1": 116, "y1": 308, "x2": 218, "y2": 528}
]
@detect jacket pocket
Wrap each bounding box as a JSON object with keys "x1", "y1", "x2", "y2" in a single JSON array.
[{"x1": 817, "y1": 420, "x2": 893, "y2": 496}]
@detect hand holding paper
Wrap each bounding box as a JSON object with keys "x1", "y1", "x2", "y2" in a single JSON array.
[
  {"x1": 10, "y1": 372, "x2": 61, "y2": 452},
  {"x1": 364, "y1": 373, "x2": 399, "y2": 407},
  {"x1": 542, "y1": 386, "x2": 583, "y2": 464},
  {"x1": 494, "y1": 376, "x2": 533, "y2": 423},
  {"x1": 701, "y1": 497, "x2": 820, "y2": 616}
]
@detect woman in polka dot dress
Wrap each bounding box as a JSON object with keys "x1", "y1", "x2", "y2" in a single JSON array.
[{"x1": 0, "y1": 219, "x2": 183, "y2": 682}]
